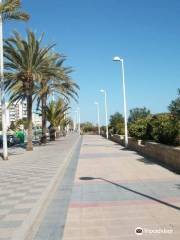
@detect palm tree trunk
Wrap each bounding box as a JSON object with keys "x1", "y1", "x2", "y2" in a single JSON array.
[
  {"x1": 41, "y1": 93, "x2": 47, "y2": 143},
  {"x1": 49, "y1": 127, "x2": 56, "y2": 141},
  {"x1": 26, "y1": 92, "x2": 33, "y2": 151}
]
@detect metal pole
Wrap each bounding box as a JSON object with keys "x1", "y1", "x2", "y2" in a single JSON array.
[
  {"x1": 121, "y1": 59, "x2": 128, "y2": 147},
  {"x1": 95, "y1": 103, "x2": 100, "y2": 135},
  {"x1": 0, "y1": 7, "x2": 8, "y2": 160},
  {"x1": 73, "y1": 111, "x2": 77, "y2": 131},
  {"x1": 104, "y1": 91, "x2": 108, "y2": 139},
  {"x1": 77, "y1": 107, "x2": 80, "y2": 135}
]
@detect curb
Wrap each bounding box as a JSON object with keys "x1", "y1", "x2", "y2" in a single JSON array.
[{"x1": 12, "y1": 135, "x2": 82, "y2": 240}]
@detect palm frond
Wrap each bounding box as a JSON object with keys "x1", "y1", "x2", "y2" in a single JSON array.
[{"x1": 0, "y1": 0, "x2": 29, "y2": 21}]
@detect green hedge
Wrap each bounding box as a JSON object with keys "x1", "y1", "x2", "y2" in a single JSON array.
[{"x1": 129, "y1": 114, "x2": 180, "y2": 146}]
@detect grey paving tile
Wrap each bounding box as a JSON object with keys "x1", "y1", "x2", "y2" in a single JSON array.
[
  {"x1": 0, "y1": 220, "x2": 22, "y2": 228},
  {"x1": 33, "y1": 137, "x2": 82, "y2": 240},
  {"x1": 11, "y1": 208, "x2": 31, "y2": 214}
]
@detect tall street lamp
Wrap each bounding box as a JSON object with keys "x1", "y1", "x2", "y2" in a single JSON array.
[
  {"x1": 0, "y1": 4, "x2": 8, "y2": 160},
  {"x1": 113, "y1": 56, "x2": 128, "y2": 147},
  {"x1": 77, "y1": 107, "x2": 81, "y2": 135},
  {"x1": 100, "y1": 89, "x2": 108, "y2": 139},
  {"x1": 74, "y1": 110, "x2": 78, "y2": 131},
  {"x1": 94, "y1": 102, "x2": 100, "y2": 135}
]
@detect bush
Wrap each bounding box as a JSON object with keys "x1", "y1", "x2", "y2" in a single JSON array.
[
  {"x1": 128, "y1": 107, "x2": 151, "y2": 123},
  {"x1": 129, "y1": 114, "x2": 180, "y2": 145},
  {"x1": 128, "y1": 118, "x2": 150, "y2": 140},
  {"x1": 109, "y1": 112, "x2": 124, "y2": 135},
  {"x1": 81, "y1": 122, "x2": 98, "y2": 133},
  {"x1": 149, "y1": 114, "x2": 179, "y2": 145}
]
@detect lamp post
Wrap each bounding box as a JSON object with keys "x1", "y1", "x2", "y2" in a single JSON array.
[
  {"x1": 74, "y1": 110, "x2": 77, "y2": 131},
  {"x1": 113, "y1": 56, "x2": 128, "y2": 147},
  {"x1": 100, "y1": 89, "x2": 108, "y2": 139},
  {"x1": 0, "y1": 3, "x2": 8, "y2": 160},
  {"x1": 94, "y1": 102, "x2": 100, "y2": 135},
  {"x1": 77, "y1": 107, "x2": 81, "y2": 135}
]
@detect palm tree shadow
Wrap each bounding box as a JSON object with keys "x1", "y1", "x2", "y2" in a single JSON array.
[{"x1": 79, "y1": 177, "x2": 180, "y2": 211}]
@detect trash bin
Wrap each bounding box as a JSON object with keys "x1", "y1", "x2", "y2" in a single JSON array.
[{"x1": 16, "y1": 130, "x2": 25, "y2": 143}]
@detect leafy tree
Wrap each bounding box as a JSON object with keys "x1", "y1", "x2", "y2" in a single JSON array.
[
  {"x1": 4, "y1": 30, "x2": 55, "y2": 150},
  {"x1": 148, "y1": 114, "x2": 179, "y2": 145},
  {"x1": 81, "y1": 122, "x2": 97, "y2": 133},
  {"x1": 109, "y1": 112, "x2": 124, "y2": 134},
  {"x1": 128, "y1": 107, "x2": 151, "y2": 123},
  {"x1": 168, "y1": 89, "x2": 180, "y2": 120},
  {"x1": 129, "y1": 113, "x2": 179, "y2": 145},
  {"x1": 129, "y1": 118, "x2": 150, "y2": 140}
]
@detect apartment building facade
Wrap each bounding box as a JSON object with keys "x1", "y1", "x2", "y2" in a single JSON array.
[{"x1": 0, "y1": 101, "x2": 41, "y2": 127}]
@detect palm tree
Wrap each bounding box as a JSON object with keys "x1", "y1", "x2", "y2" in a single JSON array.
[
  {"x1": 0, "y1": 0, "x2": 29, "y2": 21},
  {"x1": 0, "y1": 0, "x2": 29, "y2": 159},
  {"x1": 37, "y1": 53, "x2": 79, "y2": 143},
  {"x1": 46, "y1": 98, "x2": 70, "y2": 141},
  {"x1": 4, "y1": 30, "x2": 54, "y2": 151}
]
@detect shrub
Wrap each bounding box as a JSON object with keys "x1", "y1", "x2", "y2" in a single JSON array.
[
  {"x1": 128, "y1": 118, "x2": 150, "y2": 140},
  {"x1": 81, "y1": 122, "x2": 98, "y2": 133},
  {"x1": 168, "y1": 88, "x2": 180, "y2": 120},
  {"x1": 128, "y1": 113, "x2": 179, "y2": 145},
  {"x1": 128, "y1": 107, "x2": 151, "y2": 123},
  {"x1": 109, "y1": 112, "x2": 124, "y2": 134},
  {"x1": 149, "y1": 114, "x2": 179, "y2": 145}
]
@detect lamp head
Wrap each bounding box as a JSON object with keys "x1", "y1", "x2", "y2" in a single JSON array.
[
  {"x1": 100, "y1": 89, "x2": 104, "y2": 93},
  {"x1": 113, "y1": 56, "x2": 123, "y2": 62},
  {"x1": 94, "y1": 102, "x2": 98, "y2": 105}
]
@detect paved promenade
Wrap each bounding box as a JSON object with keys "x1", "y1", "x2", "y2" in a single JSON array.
[
  {"x1": 63, "y1": 135, "x2": 180, "y2": 240},
  {"x1": 0, "y1": 134, "x2": 81, "y2": 240}
]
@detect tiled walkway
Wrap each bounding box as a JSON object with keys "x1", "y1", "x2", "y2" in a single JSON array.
[
  {"x1": 0, "y1": 134, "x2": 80, "y2": 240},
  {"x1": 62, "y1": 135, "x2": 180, "y2": 240}
]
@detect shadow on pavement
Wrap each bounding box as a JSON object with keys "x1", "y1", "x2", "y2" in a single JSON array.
[
  {"x1": 136, "y1": 156, "x2": 180, "y2": 175},
  {"x1": 119, "y1": 147, "x2": 180, "y2": 175},
  {"x1": 79, "y1": 177, "x2": 180, "y2": 211}
]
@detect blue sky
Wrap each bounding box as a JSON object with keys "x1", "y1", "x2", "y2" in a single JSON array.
[{"x1": 4, "y1": 0, "x2": 180, "y2": 124}]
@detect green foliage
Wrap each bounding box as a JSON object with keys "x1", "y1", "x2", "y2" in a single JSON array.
[
  {"x1": 128, "y1": 107, "x2": 151, "y2": 123},
  {"x1": 148, "y1": 114, "x2": 179, "y2": 145},
  {"x1": 109, "y1": 112, "x2": 124, "y2": 134},
  {"x1": 129, "y1": 113, "x2": 179, "y2": 145},
  {"x1": 0, "y1": 0, "x2": 29, "y2": 22},
  {"x1": 168, "y1": 89, "x2": 180, "y2": 120},
  {"x1": 61, "y1": 117, "x2": 73, "y2": 130},
  {"x1": 46, "y1": 98, "x2": 70, "y2": 128},
  {"x1": 9, "y1": 118, "x2": 28, "y2": 130},
  {"x1": 81, "y1": 122, "x2": 97, "y2": 133},
  {"x1": 9, "y1": 121, "x2": 16, "y2": 131},
  {"x1": 36, "y1": 52, "x2": 79, "y2": 110},
  {"x1": 128, "y1": 118, "x2": 150, "y2": 140}
]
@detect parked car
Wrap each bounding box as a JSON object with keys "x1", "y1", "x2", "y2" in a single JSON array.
[{"x1": 0, "y1": 135, "x2": 21, "y2": 148}]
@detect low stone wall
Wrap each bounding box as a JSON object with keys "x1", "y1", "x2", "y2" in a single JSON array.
[{"x1": 109, "y1": 134, "x2": 180, "y2": 172}]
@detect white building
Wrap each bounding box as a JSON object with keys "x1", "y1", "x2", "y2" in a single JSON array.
[
  {"x1": 32, "y1": 113, "x2": 42, "y2": 127},
  {"x1": 5, "y1": 101, "x2": 27, "y2": 126},
  {"x1": 0, "y1": 101, "x2": 42, "y2": 128}
]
